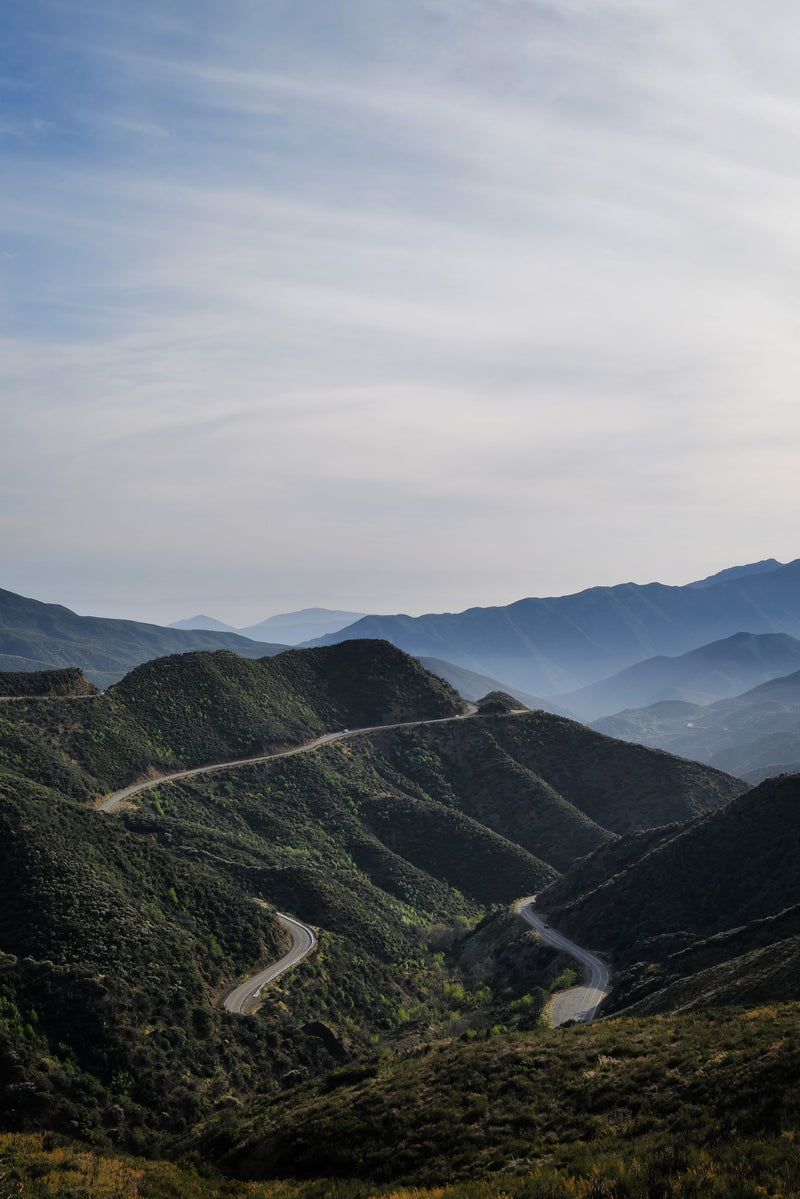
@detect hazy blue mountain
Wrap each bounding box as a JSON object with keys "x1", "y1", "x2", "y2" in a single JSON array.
[
  {"x1": 686, "y1": 558, "x2": 784, "y2": 588},
  {"x1": 0, "y1": 587, "x2": 286, "y2": 689},
  {"x1": 304, "y1": 559, "x2": 800, "y2": 694},
  {"x1": 237, "y1": 607, "x2": 364, "y2": 644},
  {"x1": 417, "y1": 656, "x2": 572, "y2": 717},
  {"x1": 593, "y1": 667, "x2": 800, "y2": 783},
  {"x1": 555, "y1": 631, "x2": 800, "y2": 720},
  {"x1": 168, "y1": 614, "x2": 238, "y2": 632}
]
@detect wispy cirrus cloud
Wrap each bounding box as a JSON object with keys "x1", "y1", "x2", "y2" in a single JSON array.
[{"x1": 2, "y1": 0, "x2": 800, "y2": 622}]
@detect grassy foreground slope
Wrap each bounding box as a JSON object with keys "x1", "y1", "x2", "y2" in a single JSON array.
[{"x1": 191, "y1": 1004, "x2": 800, "y2": 1190}]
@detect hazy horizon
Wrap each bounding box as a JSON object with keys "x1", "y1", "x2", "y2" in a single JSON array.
[
  {"x1": 4, "y1": 2, "x2": 800, "y2": 625},
  {"x1": 5, "y1": 555, "x2": 791, "y2": 630}
]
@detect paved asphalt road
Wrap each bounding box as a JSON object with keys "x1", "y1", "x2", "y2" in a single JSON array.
[
  {"x1": 516, "y1": 896, "x2": 611, "y2": 1025},
  {"x1": 99, "y1": 704, "x2": 480, "y2": 813},
  {"x1": 98, "y1": 703, "x2": 480, "y2": 1006},
  {"x1": 98, "y1": 705, "x2": 612, "y2": 1020},
  {"x1": 223, "y1": 912, "x2": 317, "y2": 1014}
]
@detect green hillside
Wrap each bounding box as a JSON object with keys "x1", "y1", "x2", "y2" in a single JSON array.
[
  {"x1": 0, "y1": 640, "x2": 465, "y2": 799},
  {"x1": 190, "y1": 1004, "x2": 800, "y2": 1191},
  {"x1": 540, "y1": 772, "x2": 800, "y2": 1012},
  {"x1": 2, "y1": 634, "x2": 799, "y2": 1197}
]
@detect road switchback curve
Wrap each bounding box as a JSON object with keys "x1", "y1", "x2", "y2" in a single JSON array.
[{"x1": 515, "y1": 897, "x2": 611, "y2": 1025}]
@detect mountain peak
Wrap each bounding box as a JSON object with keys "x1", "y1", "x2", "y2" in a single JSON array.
[
  {"x1": 687, "y1": 559, "x2": 785, "y2": 589},
  {"x1": 168, "y1": 614, "x2": 236, "y2": 632}
]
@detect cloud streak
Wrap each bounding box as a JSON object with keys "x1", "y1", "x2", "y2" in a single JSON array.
[{"x1": 2, "y1": 0, "x2": 800, "y2": 623}]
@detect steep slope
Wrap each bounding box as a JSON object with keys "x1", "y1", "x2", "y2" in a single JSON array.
[
  {"x1": 539, "y1": 772, "x2": 800, "y2": 1012},
  {"x1": 303, "y1": 559, "x2": 800, "y2": 694},
  {"x1": 0, "y1": 640, "x2": 465, "y2": 799},
  {"x1": 349, "y1": 713, "x2": 744, "y2": 870},
  {"x1": 556, "y1": 631, "x2": 800, "y2": 720},
  {"x1": 593, "y1": 667, "x2": 800, "y2": 782},
  {"x1": 0, "y1": 587, "x2": 286, "y2": 688}
]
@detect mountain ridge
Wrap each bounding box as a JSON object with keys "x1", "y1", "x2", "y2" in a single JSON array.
[
  {"x1": 0, "y1": 587, "x2": 287, "y2": 689},
  {"x1": 593, "y1": 665, "x2": 800, "y2": 782},
  {"x1": 302, "y1": 559, "x2": 800, "y2": 693},
  {"x1": 556, "y1": 630, "x2": 800, "y2": 719}
]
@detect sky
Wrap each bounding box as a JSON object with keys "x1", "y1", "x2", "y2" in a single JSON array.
[{"x1": 2, "y1": 0, "x2": 800, "y2": 627}]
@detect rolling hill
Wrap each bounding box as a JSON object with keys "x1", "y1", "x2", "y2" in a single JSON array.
[{"x1": 1, "y1": 637, "x2": 798, "y2": 1195}]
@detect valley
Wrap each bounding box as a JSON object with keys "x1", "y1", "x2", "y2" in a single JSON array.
[{"x1": 0, "y1": 612, "x2": 798, "y2": 1197}]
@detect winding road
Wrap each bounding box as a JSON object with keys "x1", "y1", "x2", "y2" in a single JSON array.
[
  {"x1": 100, "y1": 705, "x2": 479, "y2": 813},
  {"x1": 98, "y1": 706, "x2": 480, "y2": 1009},
  {"x1": 98, "y1": 704, "x2": 611, "y2": 1020},
  {"x1": 515, "y1": 896, "x2": 611, "y2": 1025},
  {"x1": 223, "y1": 912, "x2": 317, "y2": 1014}
]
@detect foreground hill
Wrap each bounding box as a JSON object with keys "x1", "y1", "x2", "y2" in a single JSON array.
[
  {"x1": 555, "y1": 630, "x2": 800, "y2": 720},
  {"x1": 303, "y1": 559, "x2": 800, "y2": 694},
  {"x1": 349, "y1": 711, "x2": 745, "y2": 868},
  {"x1": 539, "y1": 772, "x2": 800, "y2": 1013},
  {"x1": 0, "y1": 666, "x2": 98, "y2": 698},
  {"x1": 190, "y1": 1004, "x2": 800, "y2": 1191},
  {"x1": 593, "y1": 667, "x2": 800, "y2": 782},
  {"x1": 0, "y1": 640, "x2": 465, "y2": 799},
  {"x1": 0, "y1": 586, "x2": 287, "y2": 688}
]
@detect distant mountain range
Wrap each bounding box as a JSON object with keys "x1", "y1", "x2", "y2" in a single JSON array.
[
  {"x1": 0, "y1": 587, "x2": 286, "y2": 689},
  {"x1": 555, "y1": 630, "x2": 800, "y2": 720},
  {"x1": 170, "y1": 607, "x2": 364, "y2": 645},
  {"x1": 304, "y1": 559, "x2": 800, "y2": 694},
  {"x1": 593, "y1": 667, "x2": 800, "y2": 783},
  {"x1": 5, "y1": 560, "x2": 800, "y2": 717}
]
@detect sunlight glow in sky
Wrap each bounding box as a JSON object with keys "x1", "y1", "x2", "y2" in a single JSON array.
[{"x1": 2, "y1": 1, "x2": 800, "y2": 624}]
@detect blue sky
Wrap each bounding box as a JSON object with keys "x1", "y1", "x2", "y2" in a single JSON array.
[{"x1": 2, "y1": 1, "x2": 800, "y2": 625}]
